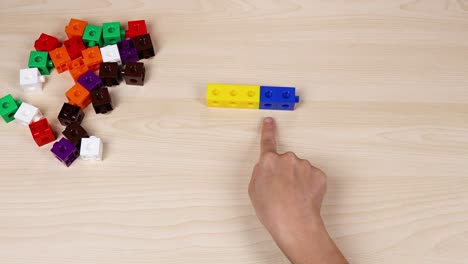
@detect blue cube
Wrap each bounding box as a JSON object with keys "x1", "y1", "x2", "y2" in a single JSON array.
[{"x1": 259, "y1": 86, "x2": 300, "y2": 110}]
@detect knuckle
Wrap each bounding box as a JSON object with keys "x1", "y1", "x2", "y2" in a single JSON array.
[
  {"x1": 314, "y1": 169, "x2": 327, "y2": 183},
  {"x1": 299, "y1": 159, "x2": 312, "y2": 167},
  {"x1": 261, "y1": 152, "x2": 278, "y2": 161},
  {"x1": 283, "y1": 151, "x2": 298, "y2": 162},
  {"x1": 299, "y1": 159, "x2": 325, "y2": 176}
]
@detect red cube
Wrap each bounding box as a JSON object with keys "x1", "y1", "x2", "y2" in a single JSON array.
[
  {"x1": 126, "y1": 20, "x2": 148, "y2": 38},
  {"x1": 64, "y1": 36, "x2": 86, "y2": 60},
  {"x1": 34, "y1": 33, "x2": 60, "y2": 52},
  {"x1": 29, "y1": 118, "x2": 56, "y2": 147}
]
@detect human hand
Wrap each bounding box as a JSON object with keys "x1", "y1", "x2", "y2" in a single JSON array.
[{"x1": 249, "y1": 117, "x2": 347, "y2": 264}]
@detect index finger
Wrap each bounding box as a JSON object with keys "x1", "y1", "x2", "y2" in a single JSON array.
[{"x1": 260, "y1": 117, "x2": 277, "y2": 156}]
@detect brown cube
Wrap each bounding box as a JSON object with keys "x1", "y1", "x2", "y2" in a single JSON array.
[
  {"x1": 122, "y1": 62, "x2": 145, "y2": 86},
  {"x1": 99, "y1": 62, "x2": 121, "y2": 86},
  {"x1": 90, "y1": 87, "x2": 113, "y2": 114},
  {"x1": 132, "y1": 34, "x2": 155, "y2": 59},
  {"x1": 58, "y1": 103, "x2": 85, "y2": 126},
  {"x1": 62, "y1": 123, "x2": 89, "y2": 149}
]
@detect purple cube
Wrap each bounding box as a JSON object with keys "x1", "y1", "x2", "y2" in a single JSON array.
[
  {"x1": 117, "y1": 39, "x2": 139, "y2": 64},
  {"x1": 51, "y1": 138, "x2": 79, "y2": 167},
  {"x1": 78, "y1": 70, "x2": 104, "y2": 91}
]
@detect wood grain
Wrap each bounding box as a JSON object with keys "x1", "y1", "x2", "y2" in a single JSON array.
[{"x1": 0, "y1": 0, "x2": 468, "y2": 263}]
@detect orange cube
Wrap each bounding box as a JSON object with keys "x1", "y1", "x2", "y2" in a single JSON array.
[
  {"x1": 65, "y1": 18, "x2": 88, "y2": 38},
  {"x1": 66, "y1": 83, "x2": 91, "y2": 109},
  {"x1": 82, "y1": 46, "x2": 102, "y2": 71},
  {"x1": 68, "y1": 57, "x2": 89, "y2": 82},
  {"x1": 49, "y1": 46, "x2": 71, "y2": 73}
]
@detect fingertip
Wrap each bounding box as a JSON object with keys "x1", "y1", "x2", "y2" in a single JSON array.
[
  {"x1": 262, "y1": 117, "x2": 276, "y2": 134},
  {"x1": 263, "y1": 117, "x2": 276, "y2": 131},
  {"x1": 263, "y1": 117, "x2": 274, "y2": 124}
]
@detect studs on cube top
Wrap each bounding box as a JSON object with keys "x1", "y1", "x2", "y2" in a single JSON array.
[
  {"x1": 259, "y1": 86, "x2": 300, "y2": 111},
  {"x1": 102, "y1": 22, "x2": 125, "y2": 45},
  {"x1": 34, "y1": 33, "x2": 60, "y2": 52},
  {"x1": 206, "y1": 84, "x2": 300, "y2": 110},
  {"x1": 78, "y1": 70, "x2": 104, "y2": 91},
  {"x1": 29, "y1": 118, "x2": 55, "y2": 147},
  {"x1": 126, "y1": 20, "x2": 147, "y2": 38},
  {"x1": 14, "y1": 102, "x2": 43, "y2": 127},
  {"x1": 100, "y1": 44, "x2": 122, "y2": 65},
  {"x1": 64, "y1": 36, "x2": 86, "y2": 60},
  {"x1": 122, "y1": 62, "x2": 145, "y2": 86},
  {"x1": 19, "y1": 68, "x2": 45, "y2": 93},
  {"x1": 80, "y1": 136, "x2": 103, "y2": 161},
  {"x1": 65, "y1": 18, "x2": 88, "y2": 38},
  {"x1": 206, "y1": 84, "x2": 260, "y2": 109},
  {"x1": 28, "y1": 51, "x2": 54, "y2": 75},
  {"x1": 62, "y1": 123, "x2": 89, "y2": 150},
  {"x1": 117, "y1": 39, "x2": 139, "y2": 64},
  {"x1": 57, "y1": 103, "x2": 85, "y2": 126},
  {"x1": 133, "y1": 34, "x2": 155, "y2": 59},
  {"x1": 99, "y1": 62, "x2": 121, "y2": 87},
  {"x1": 51, "y1": 138, "x2": 80, "y2": 167},
  {"x1": 49, "y1": 46, "x2": 71, "y2": 73},
  {"x1": 67, "y1": 57, "x2": 89, "y2": 82},
  {"x1": 82, "y1": 24, "x2": 103, "y2": 47},
  {"x1": 66, "y1": 83, "x2": 91, "y2": 109},
  {"x1": 90, "y1": 87, "x2": 113, "y2": 114},
  {"x1": 0, "y1": 94, "x2": 22, "y2": 123},
  {"x1": 82, "y1": 46, "x2": 103, "y2": 71}
]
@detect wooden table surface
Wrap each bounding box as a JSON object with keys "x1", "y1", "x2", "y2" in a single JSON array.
[{"x1": 1, "y1": 1, "x2": 467, "y2": 263}]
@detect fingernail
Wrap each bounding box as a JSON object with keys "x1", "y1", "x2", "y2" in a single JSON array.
[{"x1": 264, "y1": 117, "x2": 274, "y2": 124}]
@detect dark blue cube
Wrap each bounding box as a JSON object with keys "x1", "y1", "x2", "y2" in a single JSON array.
[{"x1": 259, "y1": 86, "x2": 299, "y2": 110}]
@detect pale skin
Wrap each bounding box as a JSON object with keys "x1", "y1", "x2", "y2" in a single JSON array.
[{"x1": 249, "y1": 117, "x2": 348, "y2": 264}]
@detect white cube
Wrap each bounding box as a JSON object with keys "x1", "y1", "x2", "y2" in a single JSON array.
[
  {"x1": 100, "y1": 45, "x2": 121, "y2": 65},
  {"x1": 13, "y1": 102, "x2": 43, "y2": 126},
  {"x1": 20, "y1": 68, "x2": 46, "y2": 92},
  {"x1": 80, "y1": 136, "x2": 103, "y2": 161}
]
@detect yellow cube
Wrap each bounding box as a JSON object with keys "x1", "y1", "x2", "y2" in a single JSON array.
[{"x1": 206, "y1": 84, "x2": 260, "y2": 109}]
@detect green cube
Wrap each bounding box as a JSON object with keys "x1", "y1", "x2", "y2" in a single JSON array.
[
  {"x1": 83, "y1": 25, "x2": 103, "y2": 47},
  {"x1": 28, "y1": 51, "x2": 54, "y2": 75},
  {"x1": 0, "y1": 94, "x2": 22, "y2": 123},
  {"x1": 102, "y1": 22, "x2": 125, "y2": 45}
]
